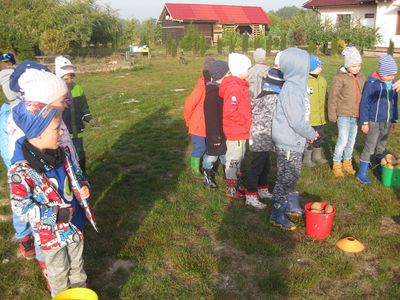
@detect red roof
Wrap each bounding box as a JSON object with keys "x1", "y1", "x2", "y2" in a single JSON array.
[
  {"x1": 303, "y1": 0, "x2": 373, "y2": 8},
  {"x1": 164, "y1": 3, "x2": 271, "y2": 25}
]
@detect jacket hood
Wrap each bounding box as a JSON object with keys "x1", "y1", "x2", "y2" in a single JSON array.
[
  {"x1": 279, "y1": 48, "x2": 309, "y2": 90},
  {"x1": 219, "y1": 75, "x2": 248, "y2": 98}
]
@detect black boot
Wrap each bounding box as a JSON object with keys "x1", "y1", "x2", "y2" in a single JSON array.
[{"x1": 203, "y1": 169, "x2": 217, "y2": 190}]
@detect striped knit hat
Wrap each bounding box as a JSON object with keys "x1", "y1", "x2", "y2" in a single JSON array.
[{"x1": 378, "y1": 54, "x2": 398, "y2": 76}]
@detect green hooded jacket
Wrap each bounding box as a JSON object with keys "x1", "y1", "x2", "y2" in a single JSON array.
[{"x1": 308, "y1": 74, "x2": 328, "y2": 126}]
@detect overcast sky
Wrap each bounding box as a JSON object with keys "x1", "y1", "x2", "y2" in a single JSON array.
[{"x1": 99, "y1": 0, "x2": 307, "y2": 21}]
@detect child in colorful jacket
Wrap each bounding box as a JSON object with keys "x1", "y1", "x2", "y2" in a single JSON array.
[
  {"x1": 202, "y1": 60, "x2": 229, "y2": 190},
  {"x1": 271, "y1": 48, "x2": 318, "y2": 231},
  {"x1": 246, "y1": 68, "x2": 284, "y2": 209},
  {"x1": 328, "y1": 46, "x2": 366, "y2": 177},
  {"x1": 9, "y1": 98, "x2": 97, "y2": 297},
  {"x1": 303, "y1": 55, "x2": 329, "y2": 167},
  {"x1": 357, "y1": 54, "x2": 398, "y2": 183},
  {"x1": 219, "y1": 53, "x2": 252, "y2": 199},
  {"x1": 55, "y1": 56, "x2": 96, "y2": 176}
]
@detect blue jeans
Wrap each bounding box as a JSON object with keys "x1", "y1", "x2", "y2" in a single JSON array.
[
  {"x1": 333, "y1": 116, "x2": 358, "y2": 162},
  {"x1": 191, "y1": 135, "x2": 206, "y2": 157},
  {"x1": 202, "y1": 154, "x2": 226, "y2": 170}
]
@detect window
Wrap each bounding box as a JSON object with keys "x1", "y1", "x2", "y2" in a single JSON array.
[
  {"x1": 397, "y1": 11, "x2": 400, "y2": 35},
  {"x1": 337, "y1": 14, "x2": 351, "y2": 27},
  {"x1": 365, "y1": 13, "x2": 375, "y2": 19}
]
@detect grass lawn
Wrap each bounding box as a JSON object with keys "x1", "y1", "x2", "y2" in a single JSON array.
[{"x1": 1, "y1": 50, "x2": 400, "y2": 299}]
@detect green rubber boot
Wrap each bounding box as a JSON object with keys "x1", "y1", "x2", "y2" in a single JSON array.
[{"x1": 190, "y1": 157, "x2": 203, "y2": 179}]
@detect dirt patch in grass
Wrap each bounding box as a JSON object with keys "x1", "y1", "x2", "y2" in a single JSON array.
[{"x1": 381, "y1": 216, "x2": 400, "y2": 236}]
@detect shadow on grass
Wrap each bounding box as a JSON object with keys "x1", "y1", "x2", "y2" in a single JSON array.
[{"x1": 83, "y1": 108, "x2": 188, "y2": 298}]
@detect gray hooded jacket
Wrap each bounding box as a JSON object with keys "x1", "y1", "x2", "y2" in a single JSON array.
[{"x1": 272, "y1": 48, "x2": 316, "y2": 152}]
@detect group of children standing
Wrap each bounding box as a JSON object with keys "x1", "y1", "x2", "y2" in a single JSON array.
[
  {"x1": 0, "y1": 53, "x2": 96, "y2": 296},
  {"x1": 184, "y1": 46, "x2": 398, "y2": 231}
]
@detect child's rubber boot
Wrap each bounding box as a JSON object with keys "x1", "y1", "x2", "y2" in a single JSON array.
[
  {"x1": 257, "y1": 185, "x2": 273, "y2": 200},
  {"x1": 342, "y1": 159, "x2": 356, "y2": 175},
  {"x1": 190, "y1": 157, "x2": 203, "y2": 179},
  {"x1": 302, "y1": 149, "x2": 316, "y2": 167},
  {"x1": 270, "y1": 200, "x2": 296, "y2": 231},
  {"x1": 374, "y1": 154, "x2": 384, "y2": 175},
  {"x1": 203, "y1": 169, "x2": 217, "y2": 190},
  {"x1": 226, "y1": 179, "x2": 245, "y2": 200},
  {"x1": 38, "y1": 260, "x2": 51, "y2": 291},
  {"x1": 286, "y1": 191, "x2": 304, "y2": 217},
  {"x1": 332, "y1": 162, "x2": 344, "y2": 178},
  {"x1": 356, "y1": 160, "x2": 371, "y2": 184},
  {"x1": 245, "y1": 191, "x2": 267, "y2": 209},
  {"x1": 18, "y1": 234, "x2": 35, "y2": 260},
  {"x1": 312, "y1": 147, "x2": 328, "y2": 164}
]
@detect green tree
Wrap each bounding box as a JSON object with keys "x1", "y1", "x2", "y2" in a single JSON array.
[
  {"x1": 122, "y1": 18, "x2": 141, "y2": 47},
  {"x1": 217, "y1": 36, "x2": 223, "y2": 54},
  {"x1": 280, "y1": 32, "x2": 287, "y2": 50},
  {"x1": 39, "y1": 29, "x2": 69, "y2": 55},
  {"x1": 330, "y1": 38, "x2": 339, "y2": 56},
  {"x1": 179, "y1": 24, "x2": 200, "y2": 51},
  {"x1": 265, "y1": 35, "x2": 272, "y2": 53},
  {"x1": 199, "y1": 35, "x2": 206, "y2": 56},
  {"x1": 223, "y1": 29, "x2": 240, "y2": 53},
  {"x1": 242, "y1": 34, "x2": 249, "y2": 54},
  {"x1": 308, "y1": 40, "x2": 317, "y2": 54},
  {"x1": 388, "y1": 39, "x2": 395, "y2": 55}
]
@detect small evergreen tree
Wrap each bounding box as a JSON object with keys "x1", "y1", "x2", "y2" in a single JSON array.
[
  {"x1": 280, "y1": 32, "x2": 287, "y2": 51},
  {"x1": 171, "y1": 39, "x2": 177, "y2": 57},
  {"x1": 387, "y1": 39, "x2": 395, "y2": 55},
  {"x1": 166, "y1": 34, "x2": 174, "y2": 55},
  {"x1": 217, "y1": 36, "x2": 223, "y2": 54},
  {"x1": 199, "y1": 35, "x2": 206, "y2": 56},
  {"x1": 242, "y1": 34, "x2": 249, "y2": 54},
  {"x1": 286, "y1": 29, "x2": 294, "y2": 47},
  {"x1": 330, "y1": 38, "x2": 339, "y2": 56},
  {"x1": 265, "y1": 35, "x2": 272, "y2": 53},
  {"x1": 308, "y1": 40, "x2": 317, "y2": 54},
  {"x1": 192, "y1": 31, "x2": 200, "y2": 55}
]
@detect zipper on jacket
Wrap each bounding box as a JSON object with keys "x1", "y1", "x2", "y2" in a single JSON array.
[{"x1": 375, "y1": 84, "x2": 382, "y2": 122}]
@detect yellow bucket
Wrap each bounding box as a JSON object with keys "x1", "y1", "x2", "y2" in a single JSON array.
[{"x1": 53, "y1": 288, "x2": 98, "y2": 300}]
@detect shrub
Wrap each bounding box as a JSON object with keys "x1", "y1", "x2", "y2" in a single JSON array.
[
  {"x1": 388, "y1": 39, "x2": 395, "y2": 55},
  {"x1": 242, "y1": 34, "x2": 249, "y2": 54},
  {"x1": 308, "y1": 40, "x2": 317, "y2": 54},
  {"x1": 39, "y1": 29, "x2": 69, "y2": 55},
  {"x1": 265, "y1": 35, "x2": 272, "y2": 53},
  {"x1": 217, "y1": 36, "x2": 223, "y2": 54},
  {"x1": 330, "y1": 38, "x2": 339, "y2": 56},
  {"x1": 199, "y1": 35, "x2": 206, "y2": 56},
  {"x1": 280, "y1": 32, "x2": 287, "y2": 51}
]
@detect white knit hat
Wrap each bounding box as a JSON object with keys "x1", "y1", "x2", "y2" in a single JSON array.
[
  {"x1": 342, "y1": 46, "x2": 362, "y2": 68},
  {"x1": 228, "y1": 53, "x2": 252, "y2": 76},
  {"x1": 0, "y1": 69, "x2": 19, "y2": 101},
  {"x1": 55, "y1": 55, "x2": 76, "y2": 78},
  {"x1": 19, "y1": 69, "x2": 68, "y2": 104}
]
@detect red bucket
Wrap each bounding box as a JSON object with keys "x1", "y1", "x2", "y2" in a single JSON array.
[{"x1": 305, "y1": 202, "x2": 336, "y2": 240}]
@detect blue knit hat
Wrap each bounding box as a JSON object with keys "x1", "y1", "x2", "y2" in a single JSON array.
[
  {"x1": 378, "y1": 54, "x2": 398, "y2": 76},
  {"x1": 0, "y1": 53, "x2": 16, "y2": 65},
  {"x1": 309, "y1": 55, "x2": 322, "y2": 72},
  {"x1": 12, "y1": 101, "x2": 57, "y2": 139},
  {"x1": 10, "y1": 61, "x2": 50, "y2": 93}
]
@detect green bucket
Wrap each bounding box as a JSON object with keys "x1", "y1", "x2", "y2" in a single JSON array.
[{"x1": 381, "y1": 166, "x2": 400, "y2": 187}]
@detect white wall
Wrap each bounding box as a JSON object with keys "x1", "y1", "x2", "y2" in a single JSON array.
[
  {"x1": 319, "y1": 5, "x2": 377, "y2": 26},
  {"x1": 375, "y1": 3, "x2": 400, "y2": 48}
]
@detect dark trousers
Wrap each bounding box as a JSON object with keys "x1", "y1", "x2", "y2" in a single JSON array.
[
  {"x1": 273, "y1": 148, "x2": 302, "y2": 203},
  {"x1": 247, "y1": 151, "x2": 271, "y2": 192}
]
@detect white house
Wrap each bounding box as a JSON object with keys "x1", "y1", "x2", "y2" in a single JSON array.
[{"x1": 303, "y1": 0, "x2": 400, "y2": 49}]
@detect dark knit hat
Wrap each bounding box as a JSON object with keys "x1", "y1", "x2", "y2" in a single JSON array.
[
  {"x1": 378, "y1": 54, "x2": 398, "y2": 76},
  {"x1": 258, "y1": 68, "x2": 285, "y2": 97},
  {"x1": 209, "y1": 60, "x2": 229, "y2": 81}
]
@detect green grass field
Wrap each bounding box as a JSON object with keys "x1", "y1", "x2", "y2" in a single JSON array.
[{"x1": 0, "y1": 51, "x2": 400, "y2": 299}]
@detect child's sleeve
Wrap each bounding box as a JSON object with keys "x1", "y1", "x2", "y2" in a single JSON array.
[
  {"x1": 183, "y1": 77, "x2": 204, "y2": 128},
  {"x1": 223, "y1": 86, "x2": 249, "y2": 126},
  {"x1": 80, "y1": 92, "x2": 93, "y2": 123},
  {"x1": 393, "y1": 91, "x2": 398, "y2": 123},
  {"x1": 359, "y1": 82, "x2": 373, "y2": 124},
  {"x1": 9, "y1": 168, "x2": 58, "y2": 226},
  {"x1": 328, "y1": 76, "x2": 342, "y2": 122},
  {"x1": 204, "y1": 91, "x2": 222, "y2": 145}
]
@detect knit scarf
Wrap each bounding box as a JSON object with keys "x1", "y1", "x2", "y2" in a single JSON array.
[{"x1": 22, "y1": 139, "x2": 65, "y2": 173}]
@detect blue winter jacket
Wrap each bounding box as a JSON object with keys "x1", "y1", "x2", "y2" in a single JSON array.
[{"x1": 359, "y1": 72, "x2": 398, "y2": 124}]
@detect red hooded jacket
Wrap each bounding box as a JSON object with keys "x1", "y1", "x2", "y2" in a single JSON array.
[{"x1": 219, "y1": 76, "x2": 252, "y2": 140}]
